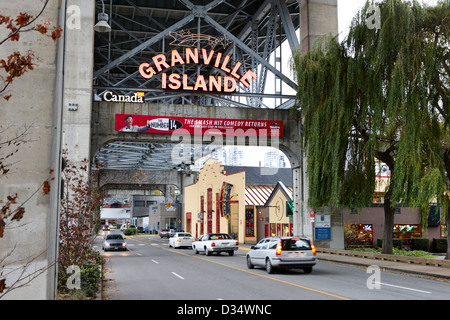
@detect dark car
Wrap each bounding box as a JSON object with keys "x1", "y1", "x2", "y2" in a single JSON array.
[
  {"x1": 102, "y1": 234, "x2": 127, "y2": 251},
  {"x1": 159, "y1": 229, "x2": 170, "y2": 238}
]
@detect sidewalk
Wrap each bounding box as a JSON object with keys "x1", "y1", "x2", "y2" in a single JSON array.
[{"x1": 238, "y1": 244, "x2": 450, "y2": 281}]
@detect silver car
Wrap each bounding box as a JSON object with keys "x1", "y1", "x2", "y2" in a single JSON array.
[
  {"x1": 246, "y1": 236, "x2": 317, "y2": 274},
  {"x1": 102, "y1": 233, "x2": 127, "y2": 251}
]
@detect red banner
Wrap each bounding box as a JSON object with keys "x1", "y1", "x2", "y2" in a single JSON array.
[{"x1": 115, "y1": 114, "x2": 283, "y2": 137}]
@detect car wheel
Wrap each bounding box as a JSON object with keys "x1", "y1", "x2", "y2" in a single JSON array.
[
  {"x1": 265, "y1": 258, "x2": 274, "y2": 274},
  {"x1": 205, "y1": 248, "x2": 211, "y2": 256},
  {"x1": 303, "y1": 267, "x2": 313, "y2": 274},
  {"x1": 193, "y1": 246, "x2": 199, "y2": 254},
  {"x1": 228, "y1": 250, "x2": 234, "y2": 256},
  {"x1": 246, "y1": 256, "x2": 254, "y2": 269}
]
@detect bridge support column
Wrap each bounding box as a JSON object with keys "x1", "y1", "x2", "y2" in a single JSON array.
[
  {"x1": 294, "y1": 0, "x2": 338, "y2": 240},
  {"x1": 62, "y1": 0, "x2": 96, "y2": 166},
  {"x1": 299, "y1": 0, "x2": 339, "y2": 54}
]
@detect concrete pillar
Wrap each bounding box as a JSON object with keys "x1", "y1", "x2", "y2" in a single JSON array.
[
  {"x1": 294, "y1": 0, "x2": 339, "y2": 241},
  {"x1": 62, "y1": 0, "x2": 95, "y2": 166},
  {"x1": 0, "y1": 0, "x2": 62, "y2": 299},
  {"x1": 299, "y1": 0, "x2": 339, "y2": 54}
]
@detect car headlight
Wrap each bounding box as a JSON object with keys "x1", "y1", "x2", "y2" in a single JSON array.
[
  {"x1": 122, "y1": 242, "x2": 127, "y2": 247},
  {"x1": 105, "y1": 243, "x2": 110, "y2": 247}
]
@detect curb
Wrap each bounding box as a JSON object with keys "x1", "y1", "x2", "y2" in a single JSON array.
[{"x1": 316, "y1": 248, "x2": 450, "y2": 268}]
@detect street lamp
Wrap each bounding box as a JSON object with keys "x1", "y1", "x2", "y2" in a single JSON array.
[{"x1": 94, "y1": 0, "x2": 111, "y2": 33}]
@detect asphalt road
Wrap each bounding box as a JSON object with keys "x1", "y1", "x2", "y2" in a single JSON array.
[{"x1": 95, "y1": 232, "x2": 450, "y2": 301}]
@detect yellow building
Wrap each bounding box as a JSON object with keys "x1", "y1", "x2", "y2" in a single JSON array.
[
  {"x1": 265, "y1": 182, "x2": 294, "y2": 237},
  {"x1": 183, "y1": 158, "x2": 294, "y2": 244},
  {"x1": 184, "y1": 158, "x2": 246, "y2": 242}
]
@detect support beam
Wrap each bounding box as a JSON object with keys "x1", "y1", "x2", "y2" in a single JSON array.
[
  {"x1": 295, "y1": 0, "x2": 338, "y2": 239},
  {"x1": 93, "y1": 14, "x2": 195, "y2": 78}
]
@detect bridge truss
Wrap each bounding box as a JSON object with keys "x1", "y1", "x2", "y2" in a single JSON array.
[
  {"x1": 93, "y1": 0, "x2": 300, "y2": 172},
  {"x1": 93, "y1": 0, "x2": 299, "y2": 109}
]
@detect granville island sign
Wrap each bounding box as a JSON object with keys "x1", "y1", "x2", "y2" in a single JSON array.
[
  {"x1": 138, "y1": 47, "x2": 256, "y2": 93},
  {"x1": 103, "y1": 32, "x2": 257, "y2": 101}
]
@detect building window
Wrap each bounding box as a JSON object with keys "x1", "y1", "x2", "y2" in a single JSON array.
[
  {"x1": 441, "y1": 225, "x2": 448, "y2": 238},
  {"x1": 165, "y1": 218, "x2": 176, "y2": 230},
  {"x1": 345, "y1": 223, "x2": 373, "y2": 247},
  {"x1": 207, "y1": 188, "x2": 213, "y2": 234},
  {"x1": 134, "y1": 200, "x2": 145, "y2": 207},
  {"x1": 216, "y1": 193, "x2": 220, "y2": 233},
  {"x1": 393, "y1": 224, "x2": 421, "y2": 247},
  {"x1": 245, "y1": 207, "x2": 254, "y2": 237}
]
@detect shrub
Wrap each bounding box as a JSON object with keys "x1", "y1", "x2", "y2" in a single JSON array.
[
  {"x1": 123, "y1": 228, "x2": 137, "y2": 235},
  {"x1": 411, "y1": 238, "x2": 429, "y2": 251},
  {"x1": 57, "y1": 249, "x2": 102, "y2": 299},
  {"x1": 80, "y1": 263, "x2": 101, "y2": 298},
  {"x1": 432, "y1": 238, "x2": 448, "y2": 253},
  {"x1": 377, "y1": 239, "x2": 403, "y2": 249}
]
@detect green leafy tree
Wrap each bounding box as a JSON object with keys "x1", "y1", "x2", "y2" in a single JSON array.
[{"x1": 292, "y1": 0, "x2": 449, "y2": 255}]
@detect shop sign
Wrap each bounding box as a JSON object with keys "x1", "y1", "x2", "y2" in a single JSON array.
[
  {"x1": 103, "y1": 91, "x2": 144, "y2": 103},
  {"x1": 315, "y1": 227, "x2": 331, "y2": 241},
  {"x1": 315, "y1": 214, "x2": 331, "y2": 241},
  {"x1": 115, "y1": 114, "x2": 283, "y2": 137},
  {"x1": 138, "y1": 47, "x2": 256, "y2": 93}
]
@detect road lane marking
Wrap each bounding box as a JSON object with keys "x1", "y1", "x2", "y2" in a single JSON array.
[
  {"x1": 172, "y1": 272, "x2": 185, "y2": 280},
  {"x1": 166, "y1": 248, "x2": 349, "y2": 300},
  {"x1": 135, "y1": 241, "x2": 349, "y2": 299},
  {"x1": 377, "y1": 282, "x2": 432, "y2": 294},
  {"x1": 152, "y1": 259, "x2": 159, "y2": 264}
]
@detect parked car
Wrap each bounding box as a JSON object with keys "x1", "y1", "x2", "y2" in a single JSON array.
[
  {"x1": 168, "y1": 232, "x2": 194, "y2": 248},
  {"x1": 159, "y1": 229, "x2": 170, "y2": 238},
  {"x1": 102, "y1": 234, "x2": 127, "y2": 251},
  {"x1": 246, "y1": 236, "x2": 316, "y2": 274},
  {"x1": 192, "y1": 233, "x2": 239, "y2": 256}
]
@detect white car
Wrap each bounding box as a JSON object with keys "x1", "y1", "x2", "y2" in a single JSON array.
[
  {"x1": 168, "y1": 232, "x2": 194, "y2": 249},
  {"x1": 192, "y1": 233, "x2": 239, "y2": 256}
]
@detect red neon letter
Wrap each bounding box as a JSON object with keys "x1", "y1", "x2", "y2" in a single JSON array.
[
  {"x1": 194, "y1": 75, "x2": 208, "y2": 91},
  {"x1": 202, "y1": 48, "x2": 214, "y2": 65},
  {"x1": 169, "y1": 73, "x2": 181, "y2": 90},
  {"x1": 223, "y1": 77, "x2": 236, "y2": 93},
  {"x1": 209, "y1": 76, "x2": 222, "y2": 92},
  {"x1": 230, "y1": 61, "x2": 241, "y2": 79},
  {"x1": 139, "y1": 63, "x2": 156, "y2": 79},
  {"x1": 186, "y1": 48, "x2": 199, "y2": 64},
  {"x1": 152, "y1": 54, "x2": 170, "y2": 72},
  {"x1": 171, "y1": 49, "x2": 185, "y2": 66},
  {"x1": 240, "y1": 69, "x2": 257, "y2": 87},
  {"x1": 220, "y1": 55, "x2": 231, "y2": 73},
  {"x1": 182, "y1": 74, "x2": 194, "y2": 90}
]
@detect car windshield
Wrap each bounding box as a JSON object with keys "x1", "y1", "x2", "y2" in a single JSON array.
[
  {"x1": 177, "y1": 233, "x2": 192, "y2": 237},
  {"x1": 106, "y1": 235, "x2": 123, "y2": 240},
  {"x1": 209, "y1": 234, "x2": 232, "y2": 240},
  {"x1": 281, "y1": 238, "x2": 311, "y2": 251}
]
